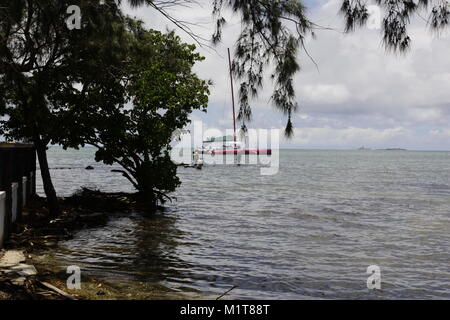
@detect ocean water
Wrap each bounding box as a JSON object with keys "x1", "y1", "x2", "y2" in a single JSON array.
[{"x1": 36, "y1": 147, "x2": 450, "y2": 299}]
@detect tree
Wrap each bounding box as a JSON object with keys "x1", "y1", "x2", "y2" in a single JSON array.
[
  {"x1": 65, "y1": 21, "x2": 210, "y2": 207},
  {"x1": 0, "y1": 0, "x2": 127, "y2": 216}
]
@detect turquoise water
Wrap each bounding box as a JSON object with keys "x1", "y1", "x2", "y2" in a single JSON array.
[{"x1": 37, "y1": 147, "x2": 450, "y2": 299}]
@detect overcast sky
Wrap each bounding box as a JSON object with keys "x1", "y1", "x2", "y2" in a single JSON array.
[{"x1": 124, "y1": 0, "x2": 450, "y2": 150}]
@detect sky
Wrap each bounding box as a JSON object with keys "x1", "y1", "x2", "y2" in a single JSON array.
[{"x1": 123, "y1": 0, "x2": 450, "y2": 150}]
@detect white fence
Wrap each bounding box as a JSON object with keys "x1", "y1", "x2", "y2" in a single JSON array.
[
  {"x1": 0, "y1": 191, "x2": 5, "y2": 248},
  {"x1": 0, "y1": 171, "x2": 36, "y2": 248},
  {"x1": 0, "y1": 144, "x2": 36, "y2": 248}
]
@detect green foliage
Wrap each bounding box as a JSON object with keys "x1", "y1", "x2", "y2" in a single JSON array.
[
  {"x1": 0, "y1": 0, "x2": 209, "y2": 209},
  {"x1": 0, "y1": 0, "x2": 126, "y2": 143},
  {"x1": 78, "y1": 23, "x2": 210, "y2": 206}
]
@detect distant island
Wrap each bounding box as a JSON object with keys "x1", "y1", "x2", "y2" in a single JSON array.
[{"x1": 357, "y1": 146, "x2": 408, "y2": 151}]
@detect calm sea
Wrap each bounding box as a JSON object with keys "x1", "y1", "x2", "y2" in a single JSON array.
[{"x1": 36, "y1": 147, "x2": 450, "y2": 299}]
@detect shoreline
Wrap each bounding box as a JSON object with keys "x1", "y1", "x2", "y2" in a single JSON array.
[{"x1": 0, "y1": 189, "x2": 173, "y2": 300}]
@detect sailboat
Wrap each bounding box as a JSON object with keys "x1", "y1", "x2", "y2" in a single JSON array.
[{"x1": 195, "y1": 48, "x2": 272, "y2": 156}]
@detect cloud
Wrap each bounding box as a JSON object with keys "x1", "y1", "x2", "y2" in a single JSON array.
[
  {"x1": 301, "y1": 84, "x2": 350, "y2": 104},
  {"x1": 122, "y1": 0, "x2": 450, "y2": 150}
]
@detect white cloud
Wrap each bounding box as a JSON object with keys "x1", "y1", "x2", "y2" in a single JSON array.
[
  {"x1": 122, "y1": 0, "x2": 450, "y2": 150},
  {"x1": 302, "y1": 84, "x2": 350, "y2": 104}
]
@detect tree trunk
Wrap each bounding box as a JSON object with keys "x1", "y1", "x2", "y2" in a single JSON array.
[{"x1": 35, "y1": 137, "x2": 60, "y2": 217}]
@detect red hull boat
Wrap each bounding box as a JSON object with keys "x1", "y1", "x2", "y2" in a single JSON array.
[{"x1": 211, "y1": 148, "x2": 272, "y2": 155}]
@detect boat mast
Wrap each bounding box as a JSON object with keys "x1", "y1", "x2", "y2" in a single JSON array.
[{"x1": 227, "y1": 48, "x2": 237, "y2": 144}]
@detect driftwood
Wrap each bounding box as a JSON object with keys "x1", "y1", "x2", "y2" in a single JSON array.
[
  {"x1": 39, "y1": 281, "x2": 77, "y2": 300},
  {"x1": 216, "y1": 285, "x2": 237, "y2": 300}
]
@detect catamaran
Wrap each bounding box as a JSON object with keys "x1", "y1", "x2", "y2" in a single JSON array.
[
  {"x1": 195, "y1": 49, "x2": 272, "y2": 157},
  {"x1": 197, "y1": 135, "x2": 271, "y2": 155}
]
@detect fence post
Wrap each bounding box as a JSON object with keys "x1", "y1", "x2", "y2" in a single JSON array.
[
  {"x1": 22, "y1": 176, "x2": 28, "y2": 206},
  {"x1": 11, "y1": 182, "x2": 18, "y2": 223},
  {"x1": 0, "y1": 191, "x2": 5, "y2": 248},
  {"x1": 30, "y1": 171, "x2": 35, "y2": 196},
  {"x1": 2, "y1": 149, "x2": 13, "y2": 240}
]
